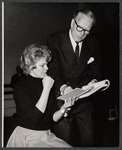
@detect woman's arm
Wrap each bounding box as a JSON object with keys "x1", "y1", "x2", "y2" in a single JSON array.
[
  {"x1": 53, "y1": 98, "x2": 75, "y2": 122},
  {"x1": 36, "y1": 75, "x2": 54, "y2": 113}
]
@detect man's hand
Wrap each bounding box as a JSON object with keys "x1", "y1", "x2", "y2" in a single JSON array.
[
  {"x1": 88, "y1": 79, "x2": 97, "y2": 85},
  {"x1": 63, "y1": 86, "x2": 73, "y2": 95},
  {"x1": 60, "y1": 85, "x2": 73, "y2": 95},
  {"x1": 82, "y1": 79, "x2": 97, "y2": 90}
]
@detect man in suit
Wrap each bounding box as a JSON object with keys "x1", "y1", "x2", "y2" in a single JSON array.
[{"x1": 47, "y1": 9, "x2": 101, "y2": 147}]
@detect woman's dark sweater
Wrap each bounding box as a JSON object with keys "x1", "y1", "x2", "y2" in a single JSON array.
[{"x1": 14, "y1": 75, "x2": 57, "y2": 130}]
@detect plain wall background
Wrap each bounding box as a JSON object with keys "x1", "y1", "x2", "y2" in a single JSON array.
[
  {"x1": 4, "y1": 2, "x2": 77, "y2": 84},
  {"x1": 3, "y1": 2, "x2": 80, "y2": 118}
]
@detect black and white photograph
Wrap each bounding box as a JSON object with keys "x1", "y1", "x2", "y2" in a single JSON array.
[{"x1": 2, "y1": 2, "x2": 120, "y2": 148}]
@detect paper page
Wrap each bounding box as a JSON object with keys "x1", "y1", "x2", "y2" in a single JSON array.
[
  {"x1": 57, "y1": 86, "x2": 94, "y2": 101},
  {"x1": 79, "y1": 79, "x2": 110, "y2": 99},
  {"x1": 57, "y1": 79, "x2": 110, "y2": 101}
]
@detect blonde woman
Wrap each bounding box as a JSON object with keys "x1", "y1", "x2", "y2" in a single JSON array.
[{"x1": 6, "y1": 44, "x2": 75, "y2": 147}]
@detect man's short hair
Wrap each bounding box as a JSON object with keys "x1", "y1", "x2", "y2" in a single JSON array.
[{"x1": 73, "y1": 9, "x2": 96, "y2": 26}]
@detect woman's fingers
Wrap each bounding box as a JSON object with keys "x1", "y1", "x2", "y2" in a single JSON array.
[
  {"x1": 64, "y1": 97, "x2": 76, "y2": 107},
  {"x1": 67, "y1": 108, "x2": 71, "y2": 111}
]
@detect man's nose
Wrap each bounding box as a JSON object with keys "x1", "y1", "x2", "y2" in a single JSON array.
[
  {"x1": 45, "y1": 65, "x2": 48, "y2": 70},
  {"x1": 80, "y1": 30, "x2": 84, "y2": 36}
]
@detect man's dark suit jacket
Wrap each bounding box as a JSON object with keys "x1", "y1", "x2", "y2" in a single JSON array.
[{"x1": 47, "y1": 30, "x2": 101, "y2": 113}]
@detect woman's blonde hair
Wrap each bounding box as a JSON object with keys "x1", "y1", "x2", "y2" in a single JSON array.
[{"x1": 20, "y1": 44, "x2": 51, "y2": 75}]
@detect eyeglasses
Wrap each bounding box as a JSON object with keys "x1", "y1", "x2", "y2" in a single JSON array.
[{"x1": 74, "y1": 19, "x2": 90, "y2": 35}]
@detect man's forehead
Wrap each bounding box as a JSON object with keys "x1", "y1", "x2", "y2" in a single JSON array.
[
  {"x1": 75, "y1": 12, "x2": 94, "y2": 30},
  {"x1": 77, "y1": 12, "x2": 94, "y2": 24},
  {"x1": 77, "y1": 12, "x2": 91, "y2": 20}
]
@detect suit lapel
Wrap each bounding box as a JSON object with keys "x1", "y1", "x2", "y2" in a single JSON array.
[
  {"x1": 62, "y1": 32, "x2": 91, "y2": 69},
  {"x1": 61, "y1": 31, "x2": 76, "y2": 62},
  {"x1": 79, "y1": 39, "x2": 90, "y2": 67},
  {"x1": 60, "y1": 32, "x2": 91, "y2": 80}
]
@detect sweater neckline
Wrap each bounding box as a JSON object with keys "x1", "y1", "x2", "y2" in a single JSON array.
[{"x1": 27, "y1": 75, "x2": 43, "y2": 83}]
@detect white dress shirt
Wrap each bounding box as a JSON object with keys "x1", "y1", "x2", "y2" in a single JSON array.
[{"x1": 69, "y1": 29, "x2": 83, "y2": 56}]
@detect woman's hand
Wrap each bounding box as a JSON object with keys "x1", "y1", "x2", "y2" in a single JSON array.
[
  {"x1": 53, "y1": 97, "x2": 77, "y2": 122},
  {"x1": 42, "y1": 75, "x2": 54, "y2": 91},
  {"x1": 60, "y1": 97, "x2": 76, "y2": 117},
  {"x1": 61, "y1": 97, "x2": 76, "y2": 112},
  {"x1": 64, "y1": 97, "x2": 75, "y2": 108}
]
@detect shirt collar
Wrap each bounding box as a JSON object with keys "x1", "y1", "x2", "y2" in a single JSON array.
[{"x1": 69, "y1": 29, "x2": 82, "y2": 52}]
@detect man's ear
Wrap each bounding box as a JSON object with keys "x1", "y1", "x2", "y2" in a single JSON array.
[{"x1": 70, "y1": 19, "x2": 74, "y2": 28}]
